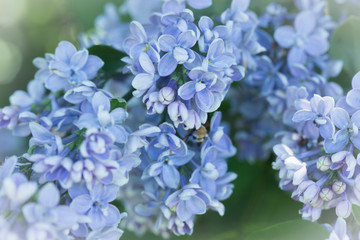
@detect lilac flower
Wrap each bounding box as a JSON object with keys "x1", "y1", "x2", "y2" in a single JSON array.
[
  {"x1": 132, "y1": 53, "x2": 157, "y2": 97},
  {"x1": 162, "y1": 0, "x2": 212, "y2": 13},
  {"x1": 330, "y1": 151, "x2": 356, "y2": 178},
  {"x1": 77, "y1": 92, "x2": 128, "y2": 143},
  {"x1": 161, "y1": 10, "x2": 200, "y2": 39},
  {"x1": 71, "y1": 158, "x2": 120, "y2": 189},
  {"x1": 186, "y1": 0, "x2": 212, "y2": 9},
  {"x1": 165, "y1": 184, "x2": 211, "y2": 221},
  {"x1": 168, "y1": 215, "x2": 194, "y2": 236},
  {"x1": 1, "y1": 173, "x2": 37, "y2": 210},
  {"x1": 0, "y1": 156, "x2": 17, "y2": 184},
  {"x1": 346, "y1": 72, "x2": 360, "y2": 109},
  {"x1": 146, "y1": 151, "x2": 194, "y2": 189},
  {"x1": 29, "y1": 154, "x2": 74, "y2": 189},
  {"x1": 87, "y1": 227, "x2": 125, "y2": 240},
  {"x1": 25, "y1": 223, "x2": 58, "y2": 240},
  {"x1": 184, "y1": 109, "x2": 202, "y2": 130},
  {"x1": 221, "y1": 0, "x2": 250, "y2": 23},
  {"x1": 29, "y1": 122, "x2": 64, "y2": 154},
  {"x1": 168, "y1": 101, "x2": 189, "y2": 128},
  {"x1": 159, "y1": 87, "x2": 176, "y2": 105},
  {"x1": 33, "y1": 54, "x2": 54, "y2": 83},
  {"x1": 70, "y1": 184, "x2": 123, "y2": 231},
  {"x1": 292, "y1": 94, "x2": 335, "y2": 139},
  {"x1": 80, "y1": 128, "x2": 115, "y2": 161},
  {"x1": 324, "y1": 108, "x2": 360, "y2": 153},
  {"x1": 158, "y1": 31, "x2": 197, "y2": 76},
  {"x1": 144, "y1": 91, "x2": 166, "y2": 115},
  {"x1": 205, "y1": 112, "x2": 235, "y2": 155},
  {"x1": 124, "y1": 0, "x2": 162, "y2": 23},
  {"x1": 88, "y1": 3, "x2": 129, "y2": 51},
  {"x1": 274, "y1": 11, "x2": 329, "y2": 66},
  {"x1": 0, "y1": 106, "x2": 18, "y2": 130},
  {"x1": 46, "y1": 41, "x2": 104, "y2": 91},
  {"x1": 326, "y1": 218, "x2": 350, "y2": 240},
  {"x1": 206, "y1": 39, "x2": 235, "y2": 72},
  {"x1": 190, "y1": 147, "x2": 220, "y2": 197},
  {"x1": 64, "y1": 80, "x2": 100, "y2": 104},
  {"x1": 249, "y1": 56, "x2": 288, "y2": 95},
  {"x1": 148, "y1": 123, "x2": 188, "y2": 155},
  {"x1": 336, "y1": 200, "x2": 352, "y2": 219},
  {"x1": 198, "y1": 16, "x2": 230, "y2": 52},
  {"x1": 22, "y1": 183, "x2": 78, "y2": 229},
  {"x1": 124, "y1": 21, "x2": 160, "y2": 62},
  {"x1": 178, "y1": 66, "x2": 225, "y2": 112},
  {"x1": 10, "y1": 79, "x2": 45, "y2": 108}
]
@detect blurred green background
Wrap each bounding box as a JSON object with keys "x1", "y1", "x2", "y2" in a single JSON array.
[{"x1": 0, "y1": 0, "x2": 359, "y2": 239}]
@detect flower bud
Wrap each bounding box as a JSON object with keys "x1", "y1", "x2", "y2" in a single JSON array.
[
  {"x1": 159, "y1": 87, "x2": 175, "y2": 105},
  {"x1": 317, "y1": 156, "x2": 331, "y2": 171},
  {"x1": 336, "y1": 200, "x2": 351, "y2": 218},
  {"x1": 168, "y1": 101, "x2": 188, "y2": 127},
  {"x1": 303, "y1": 184, "x2": 320, "y2": 204},
  {"x1": 319, "y1": 188, "x2": 334, "y2": 201},
  {"x1": 332, "y1": 181, "x2": 346, "y2": 194}
]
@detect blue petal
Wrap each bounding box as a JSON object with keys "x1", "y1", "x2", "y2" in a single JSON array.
[
  {"x1": 195, "y1": 88, "x2": 214, "y2": 112},
  {"x1": 158, "y1": 53, "x2": 177, "y2": 76},
  {"x1": 38, "y1": 183, "x2": 60, "y2": 208},
  {"x1": 158, "y1": 34, "x2": 176, "y2": 52},
  {"x1": 82, "y1": 55, "x2": 104, "y2": 79},
  {"x1": 55, "y1": 41, "x2": 77, "y2": 64},
  {"x1": 187, "y1": 0, "x2": 212, "y2": 9},
  {"x1": 178, "y1": 81, "x2": 197, "y2": 100},
  {"x1": 162, "y1": 164, "x2": 180, "y2": 189},
  {"x1": 70, "y1": 49, "x2": 89, "y2": 70},
  {"x1": 274, "y1": 26, "x2": 296, "y2": 48}
]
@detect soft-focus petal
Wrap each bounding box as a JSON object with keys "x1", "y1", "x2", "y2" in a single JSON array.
[{"x1": 274, "y1": 26, "x2": 296, "y2": 48}]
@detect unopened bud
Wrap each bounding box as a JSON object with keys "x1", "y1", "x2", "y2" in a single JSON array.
[
  {"x1": 317, "y1": 156, "x2": 331, "y2": 171},
  {"x1": 319, "y1": 188, "x2": 334, "y2": 201},
  {"x1": 336, "y1": 200, "x2": 352, "y2": 218},
  {"x1": 332, "y1": 181, "x2": 346, "y2": 194},
  {"x1": 159, "y1": 87, "x2": 175, "y2": 105}
]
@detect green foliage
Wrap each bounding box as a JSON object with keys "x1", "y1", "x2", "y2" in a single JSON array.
[
  {"x1": 330, "y1": 16, "x2": 360, "y2": 80},
  {"x1": 88, "y1": 45, "x2": 126, "y2": 73},
  {"x1": 110, "y1": 97, "x2": 127, "y2": 111},
  {"x1": 352, "y1": 204, "x2": 360, "y2": 225},
  {"x1": 245, "y1": 220, "x2": 329, "y2": 240}
]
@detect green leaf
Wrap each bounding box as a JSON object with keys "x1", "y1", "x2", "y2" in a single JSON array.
[
  {"x1": 88, "y1": 45, "x2": 126, "y2": 73},
  {"x1": 352, "y1": 204, "x2": 360, "y2": 225},
  {"x1": 110, "y1": 97, "x2": 127, "y2": 111},
  {"x1": 245, "y1": 220, "x2": 329, "y2": 240},
  {"x1": 209, "y1": 231, "x2": 239, "y2": 240},
  {"x1": 330, "y1": 16, "x2": 360, "y2": 78}
]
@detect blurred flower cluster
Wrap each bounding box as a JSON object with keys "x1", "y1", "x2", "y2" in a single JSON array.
[{"x1": 0, "y1": 0, "x2": 360, "y2": 239}]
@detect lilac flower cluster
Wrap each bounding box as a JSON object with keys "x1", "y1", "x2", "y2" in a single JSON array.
[
  {"x1": 0, "y1": 0, "x2": 238, "y2": 239},
  {"x1": 122, "y1": 0, "x2": 245, "y2": 131},
  {"x1": 0, "y1": 41, "x2": 134, "y2": 239},
  {"x1": 273, "y1": 71, "x2": 360, "y2": 238},
  {"x1": 1, "y1": 0, "x2": 359, "y2": 239},
  {"x1": 119, "y1": 112, "x2": 236, "y2": 237},
  {"x1": 0, "y1": 156, "x2": 86, "y2": 240},
  {"x1": 228, "y1": 0, "x2": 343, "y2": 162}
]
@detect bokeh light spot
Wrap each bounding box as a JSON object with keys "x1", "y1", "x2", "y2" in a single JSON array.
[{"x1": 0, "y1": 39, "x2": 22, "y2": 85}]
